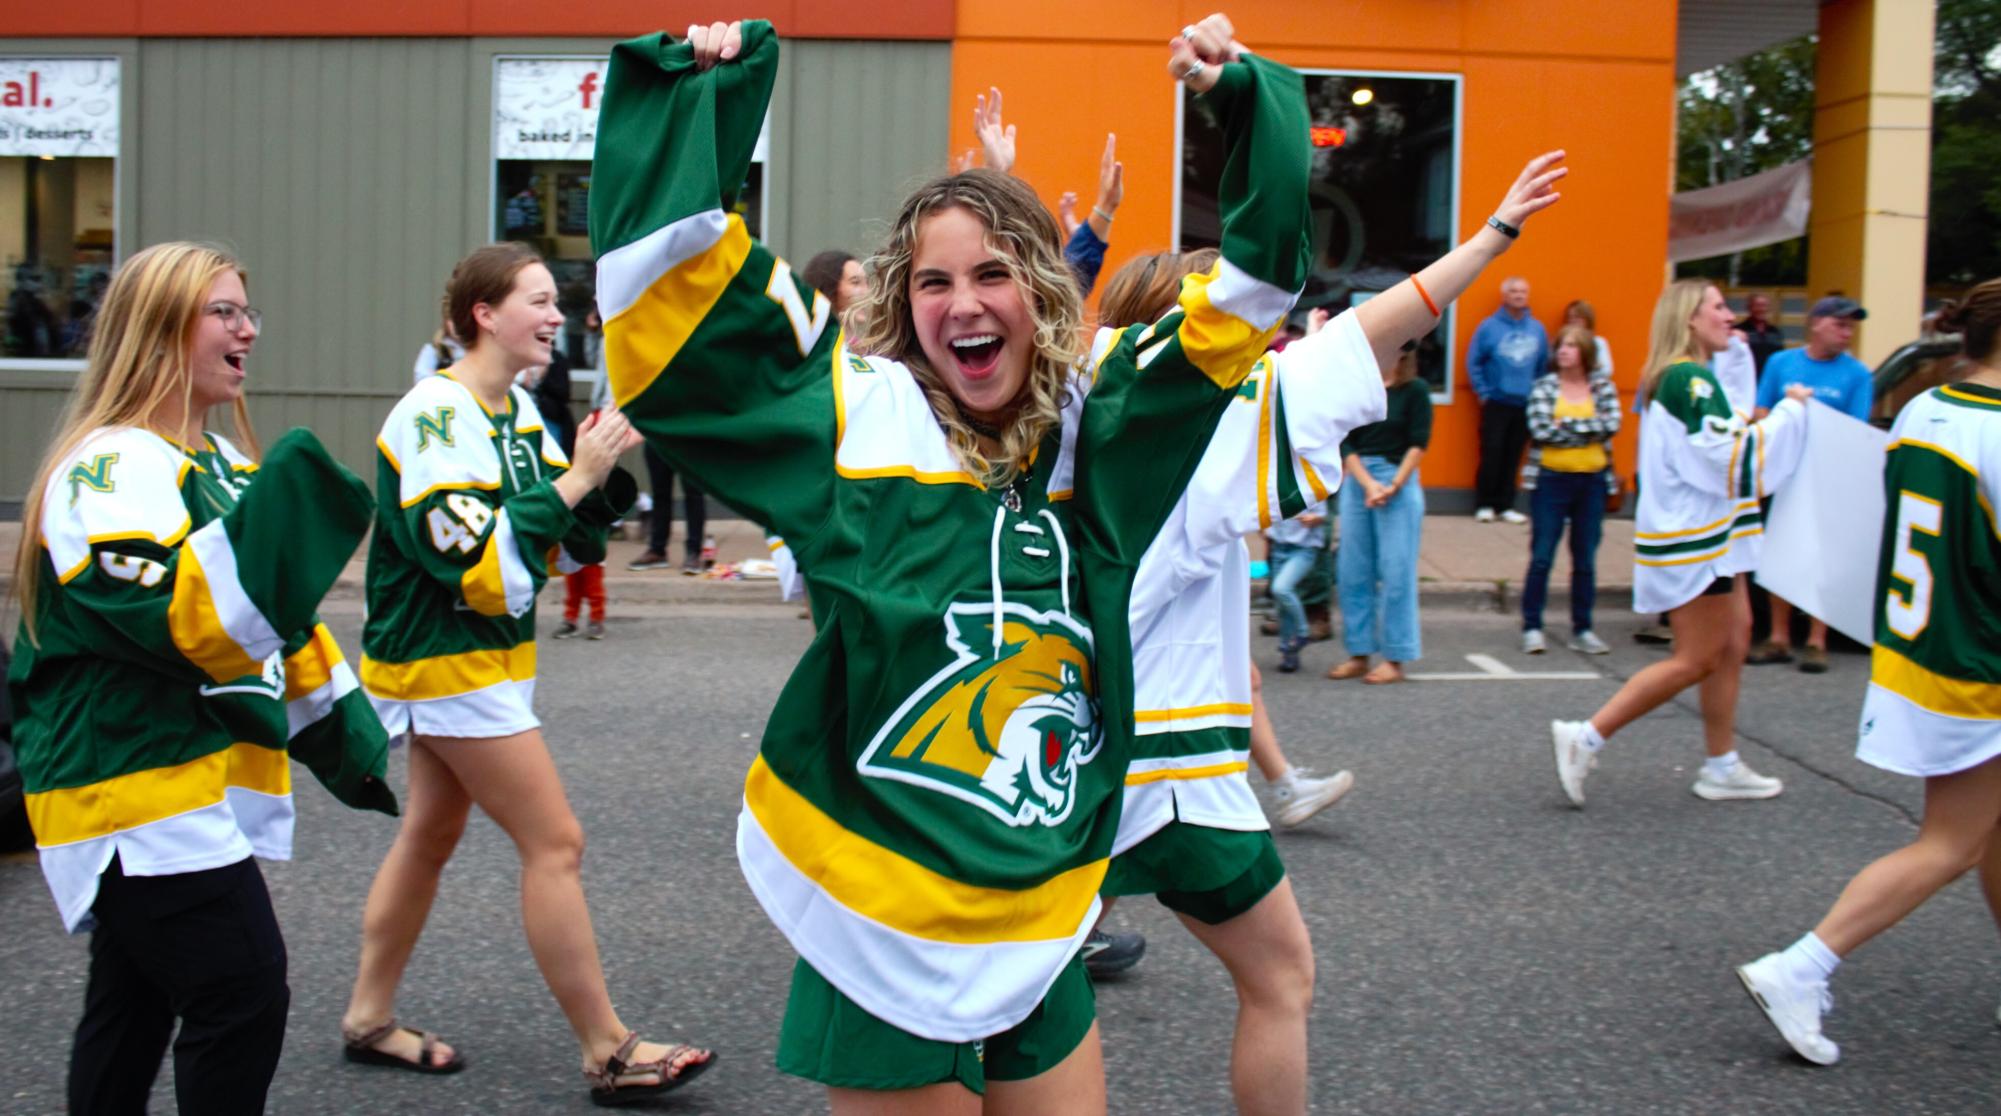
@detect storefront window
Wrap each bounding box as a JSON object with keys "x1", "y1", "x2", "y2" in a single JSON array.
[
  {"x1": 493, "y1": 57, "x2": 765, "y2": 375},
  {"x1": 1, "y1": 58, "x2": 120, "y2": 365},
  {"x1": 1179, "y1": 70, "x2": 1461, "y2": 396}
]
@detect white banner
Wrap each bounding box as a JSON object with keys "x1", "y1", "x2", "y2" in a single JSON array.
[
  {"x1": 1668, "y1": 159, "x2": 1811, "y2": 263},
  {"x1": 1756, "y1": 399, "x2": 1889, "y2": 646},
  {"x1": 0, "y1": 58, "x2": 120, "y2": 158}
]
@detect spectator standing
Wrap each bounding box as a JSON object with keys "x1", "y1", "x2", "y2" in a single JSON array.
[
  {"x1": 1520, "y1": 324, "x2": 1621, "y2": 655},
  {"x1": 1266, "y1": 498, "x2": 1329, "y2": 673},
  {"x1": 1468, "y1": 276, "x2": 1548, "y2": 522},
  {"x1": 410, "y1": 310, "x2": 464, "y2": 385},
  {"x1": 1562, "y1": 298, "x2": 1613, "y2": 377},
  {"x1": 1330, "y1": 341, "x2": 1432, "y2": 684},
  {"x1": 801, "y1": 249, "x2": 867, "y2": 322},
  {"x1": 1736, "y1": 292, "x2": 1786, "y2": 373},
  {"x1": 1745, "y1": 296, "x2": 1873, "y2": 673}
]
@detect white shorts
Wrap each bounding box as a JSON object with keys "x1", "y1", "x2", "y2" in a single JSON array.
[{"x1": 367, "y1": 677, "x2": 540, "y2": 742}]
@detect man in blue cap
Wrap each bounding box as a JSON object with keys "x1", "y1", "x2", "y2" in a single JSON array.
[{"x1": 1746, "y1": 295, "x2": 1872, "y2": 673}]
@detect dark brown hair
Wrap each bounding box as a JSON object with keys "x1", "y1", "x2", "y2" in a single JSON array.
[
  {"x1": 447, "y1": 242, "x2": 543, "y2": 351},
  {"x1": 1097, "y1": 248, "x2": 1220, "y2": 330},
  {"x1": 1937, "y1": 278, "x2": 2001, "y2": 365},
  {"x1": 801, "y1": 250, "x2": 857, "y2": 302},
  {"x1": 1551, "y1": 322, "x2": 1600, "y2": 374},
  {"x1": 1562, "y1": 298, "x2": 1595, "y2": 329}
]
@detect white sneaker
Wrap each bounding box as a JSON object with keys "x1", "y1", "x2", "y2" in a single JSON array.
[
  {"x1": 1500, "y1": 508, "x2": 1529, "y2": 524},
  {"x1": 1522, "y1": 629, "x2": 1547, "y2": 654},
  {"x1": 1568, "y1": 630, "x2": 1611, "y2": 655},
  {"x1": 1550, "y1": 720, "x2": 1596, "y2": 807},
  {"x1": 1736, "y1": 953, "x2": 1840, "y2": 1065},
  {"x1": 1272, "y1": 767, "x2": 1355, "y2": 828},
  {"x1": 1475, "y1": 507, "x2": 1497, "y2": 523},
  {"x1": 1693, "y1": 760, "x2": 1784, "y2": 800}
]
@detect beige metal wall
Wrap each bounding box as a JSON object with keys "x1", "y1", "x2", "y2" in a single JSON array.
[{"x1": 0, "y1": 35, "x2": 950, "y2": 510}]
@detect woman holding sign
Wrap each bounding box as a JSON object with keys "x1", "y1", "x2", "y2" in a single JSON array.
[
  {"x1": 1548, "y1": 279, "x2": 1811, "y2": 807},
  {"x1": 1736, "y1": 279, "x2": 2001, "y2": 1066}
]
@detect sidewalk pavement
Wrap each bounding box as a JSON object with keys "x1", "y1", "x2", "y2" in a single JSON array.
[{"x1": 0, "y1": 513, "x2": 1635, "y2": 610}]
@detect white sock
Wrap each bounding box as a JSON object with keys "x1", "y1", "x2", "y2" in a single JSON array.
[
  {"x1": 1703, "y1": 751, "x2": 1740, "y2": 780},
  {"x1": 1579, "y1": 721, "x2": 1607, "y2": 753},
  {"x1": 1780, "y1": 931, "x2": 1842, "y2": 984}
]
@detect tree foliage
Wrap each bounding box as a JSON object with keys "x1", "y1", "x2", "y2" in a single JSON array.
[
  {"x1": 1673, "y1": 36, "x2": 1816, "y2": 284},
  {"x1": 1928, "y1": 0, "x2": 2001, "y2": 285}
]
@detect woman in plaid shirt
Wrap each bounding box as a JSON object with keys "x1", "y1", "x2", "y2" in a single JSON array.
[{"x1": 1519, "y1": 322, "x2": 1622, "y2": 655}]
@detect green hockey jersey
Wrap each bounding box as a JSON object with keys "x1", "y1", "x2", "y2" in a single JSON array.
[
  {"x1": 591, "y1": 21, "x2": 1309, "y2": 1041},
  {"x1": 359, "y1": 371, "x2": 626, "y2": 738},
  {"x1": 9, "y1": 426, "x2": 392, "y2": 932},
  {"x1": 1857, "y1": 382, "x2": 2001, "y2": 775}
]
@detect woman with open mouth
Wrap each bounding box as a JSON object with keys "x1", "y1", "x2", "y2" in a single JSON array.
[{"x1": 590, "y1": 12, "x2": 1313, "y2": 1113}]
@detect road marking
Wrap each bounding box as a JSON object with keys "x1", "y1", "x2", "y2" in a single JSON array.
[{"x1": 1407, "y1": 653, "x2": 1601, "y2": 682}]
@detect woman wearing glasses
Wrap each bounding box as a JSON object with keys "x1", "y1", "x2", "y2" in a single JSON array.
[{"x1": 9, "y1": 241, "x2": 395, "y2": 1114}]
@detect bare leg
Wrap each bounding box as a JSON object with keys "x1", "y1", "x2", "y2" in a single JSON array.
[
  {"x1": 1811, "y1": 756, "x2": 2001, "y2": 956},
  {"x1": 422, "y1": 730, "x2": 707, "y2": 1080},
  {"x1": 830, "y1": 1082, "x2": 982, "y2": 1116},
  {"x1": 1586, "y1": 589, "x2": 1736, "y2": 741},
  {"x1": 1979, "y1": 825, "x2": 2001, "y2": 938},
  {"x1": 1693, "y1": 581, "x2": 1751, "y2": 758},
  {"x1": 1807, "y1": 617, "x2": 1829, "y2": 652},
  {"x1": 343, "y1": 739, "x2": 473, "y2": 1066},
  {"x1": 1174, "y1": 881, "x2": 1313, "y2": 1116},
  {"x1": 1248, "y1": 664, "x2": 1290, "y2": 783},
  {"x1": 1768, "y1": 596, "x2": 1796, "y2": 650},
  {"x1": 984, "y1": 1024, "x2": 1107, "y2": 1116}
]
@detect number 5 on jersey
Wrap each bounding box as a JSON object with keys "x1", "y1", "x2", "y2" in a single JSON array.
[
  {"x1": 427, "y1": 492, "x2": 496, "y2": 555},
  {"x1": 1885, "y1": 490, "x2": 1943, "y2": 640}
]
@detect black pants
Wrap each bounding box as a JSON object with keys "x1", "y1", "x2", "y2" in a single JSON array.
[
  {"x1": 70, "y1": 855, "x2": 289, "y2": 1116},
  {"x1": 1476, "y1": 401, "x2": 1529, "y2": 512},
  {"x1": 643, "y1": 444, "x2": 707, "y2": 558}
]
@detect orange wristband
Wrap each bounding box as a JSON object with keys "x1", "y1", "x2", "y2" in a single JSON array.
[{"x1": 1411, "y1": 275, "x2": 1440, "y2": 318}]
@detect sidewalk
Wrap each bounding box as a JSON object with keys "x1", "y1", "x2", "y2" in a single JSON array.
[{"x1": 0, "y1": 514, "x2": 1634, "y2": 609}]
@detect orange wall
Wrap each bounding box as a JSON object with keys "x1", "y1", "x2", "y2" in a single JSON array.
[
  {"x1": 951, "y1": 0, "x2": 1678, "y2": 490},
  {"x1": 1, "y1": 1, "x2": 954, "y2": 40}
]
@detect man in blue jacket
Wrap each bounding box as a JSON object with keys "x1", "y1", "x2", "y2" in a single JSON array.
[{"x1": 1467, "y1": 276, "x2": 1550, "y2": 522}]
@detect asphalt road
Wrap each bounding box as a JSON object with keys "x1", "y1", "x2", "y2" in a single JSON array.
[{"x1": 2, "y1": 599, "x2": 1994, "y2": 1115}]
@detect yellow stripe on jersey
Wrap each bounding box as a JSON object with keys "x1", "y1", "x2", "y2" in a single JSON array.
[
  {"x1": 1134, "y1": 702, "x2": 1254, "y2": 723},
  {"x1": 1634, "y1": 546, "x2": 1731, "y2": 568},
  {"x1": 831, "y1": 338, "x2": 983, "y2": 488},
  {"x1": 1256, "y1": 366, "x2": 1275, "y2": 529},
  {"x1": 1300, "y1": 455, "x2": 1331, "y2": 502},
  {"x1": 605, "y1": 213, "x2": 754, "y2": 409},
  {"x1": 1635, "y1": 510, "x2": 1737, "y2": 541},
  {"x1": 1175, "y1": 266, "x2": 1282, "y2": 391},
  {"x1": 1871, "y1": 644, "x2": 2001, "y2": 719},
  {"x1": 1124, "y1": 760, "x2": 1250, "y2": 786},
  {"x1": 167, "y1": 538, "x2": 267, "y2": 683},
  {"x1": 1888, "y1": 437, "x2": 2001, "y2": 538},
  {"x1": 26, "y1": 742, "x2": 291, "y2": 847},
  {"x1": 282, "y1": 623, "x2": 345, "y2": 702},
  {"x1": 461, "y1": 531, "x2": 513, "y2": 617},
  {"x1": 744, "y1": 755, "x2": 1105, "y2": 944},
  {"x1": 376, "y1": 435, "x2": 403, "y2": 474},
  {"x1": 359, "y1": 641, "x2": 537, "y2": 700}
]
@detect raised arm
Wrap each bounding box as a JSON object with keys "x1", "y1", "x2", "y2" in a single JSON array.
[
  {"x1": 591, "y1": 20, "x2": 838, "y2": 550},
  {"x1": 1354, "y1": 151, "x2": 1568, "y2": 373}
]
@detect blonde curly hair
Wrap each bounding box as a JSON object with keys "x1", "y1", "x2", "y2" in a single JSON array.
[{"x1": 851, "y1": 169, "x2": 1083, "y2": 488}]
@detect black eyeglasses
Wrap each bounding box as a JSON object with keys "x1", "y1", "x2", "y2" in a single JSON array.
[{"x1": 204, "y1": 302, "x2": 263, "y2": 333}]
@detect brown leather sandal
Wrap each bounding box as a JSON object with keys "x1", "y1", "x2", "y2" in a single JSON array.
[
  {"x1": 342, "y1": 1018, "x2": 466, "y2": 1075},
  {"x1": 584, "y1": 1031, "x2": 715, "y2": 1107}
]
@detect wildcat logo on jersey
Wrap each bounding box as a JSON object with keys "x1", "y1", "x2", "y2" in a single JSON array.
[{"x1": 856, "y1": 602, "x2": 1102, "y2": 828}]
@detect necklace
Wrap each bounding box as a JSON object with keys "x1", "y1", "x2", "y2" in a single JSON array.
[{"x1": 963, "y1": 413, "x2": 1005, "y2": 441}]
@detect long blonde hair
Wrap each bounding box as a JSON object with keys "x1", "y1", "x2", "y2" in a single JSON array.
[
  {"x1": 1638, "y1": 279, "x2": 1715, "y2": 404},
  {"x1": 12, "y1": 242, "x2": 259, "y2": 642},
  {"x1": 852, "y1": 169, "x2": 1083, "y2": 488},
  {"x1": 1097, "y1": 248, "x2": 1219, "y2": 330}
]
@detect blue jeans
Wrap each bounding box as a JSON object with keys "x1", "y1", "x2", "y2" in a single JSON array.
[
  {"x1": 1520, "y1": 468, "x2": 1606, "y2": 634},
  {"x1": 1267, "y1": 537, "x2": 1325, "y2": 647},
  {"x1": 1337, "y1": 456, "x2": 1423, "y2": 661}
]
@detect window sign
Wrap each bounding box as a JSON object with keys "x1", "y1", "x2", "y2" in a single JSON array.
[
  {"x1": 2, "y1": 58, "x2": 121, "y2": 367},
  {"x1": 1177, "y1": 69, "x2": 1462, "y2": 398},
  {"x1": 491, "y1": 57, "x2": 766, "y2": 380}
]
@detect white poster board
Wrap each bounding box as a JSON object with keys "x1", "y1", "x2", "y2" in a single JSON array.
[
  {"x1": 1755, "y1": 399, "x2": 1889, "y2": 646},
  {"x1": 0, "y1": 58, "x2": 120, "y2": 158},
  {"x1": 492, "y1": 56, "x2": 770, "y2": 164}
]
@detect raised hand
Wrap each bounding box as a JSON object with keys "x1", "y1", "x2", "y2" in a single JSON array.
[
  {"x1": 972, "y1": 87, "x2": 1016, "y2": 175},
  {"x1": 1168, "y1": 13, "x2": 1246, "y2": 92},
  {"x1": 686, "y1": 21, "x2": 742, "y2": 71},
  {"x1": 1057, "y1": 192, "x2": 1082, "y2": 239},
  {"x1": 1492, "y1": 150, "x2": 1567, "y2": 233},
  {"x1": 1094, "y1": 133, "x2": 1124, "y2": 216}
]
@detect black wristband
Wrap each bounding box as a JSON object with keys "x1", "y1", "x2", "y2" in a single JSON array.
[{"x1": 1486, "y1": 215, "x2": 1520, "y2": 240}]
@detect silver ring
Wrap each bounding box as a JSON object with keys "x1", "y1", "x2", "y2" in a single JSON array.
[
  {"x1": 1182, "y1": 24, "x2": 1199, "y2": 41},
  {"x1": 1180, "y1": 60, "x2": 1207, "y2": 82}
]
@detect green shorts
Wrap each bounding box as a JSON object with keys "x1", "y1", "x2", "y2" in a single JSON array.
[
  {"x1": 1100, "y1": 822, "x2": 1286, "y2": 925},
  {"x1": 774, "y1": 953, "x2": 1095, "y2": 1094}
]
